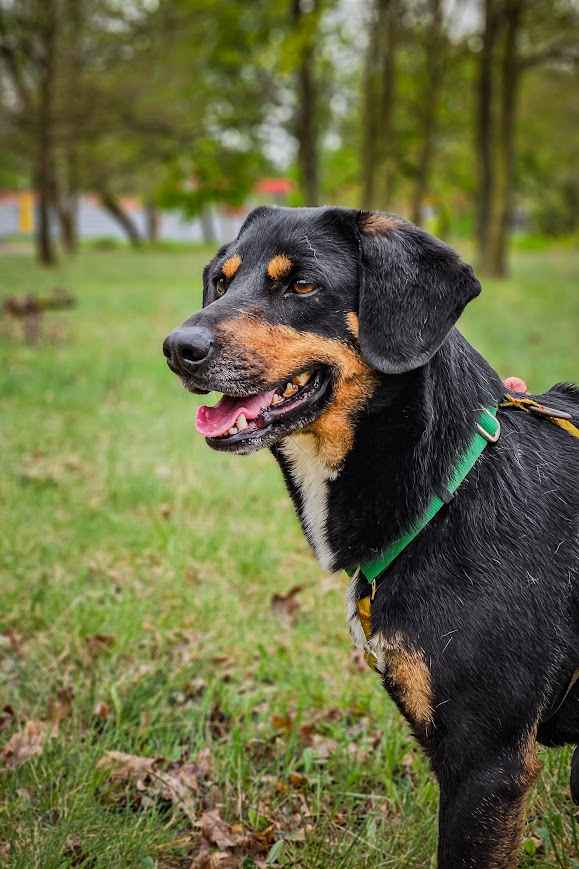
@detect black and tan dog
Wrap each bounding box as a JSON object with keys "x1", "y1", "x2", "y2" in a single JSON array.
[{"x1": 163, "y1": 206, "x2": 579, "y2": 868}]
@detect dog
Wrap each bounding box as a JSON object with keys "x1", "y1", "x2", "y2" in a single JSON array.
[{"x1": 163, "y1": 206, "x2": 579, "y2": 868}]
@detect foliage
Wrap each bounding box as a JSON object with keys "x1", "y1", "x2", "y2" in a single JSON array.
[{"x1": 0, "y1": 0, "x2": 578, "y2": 256}]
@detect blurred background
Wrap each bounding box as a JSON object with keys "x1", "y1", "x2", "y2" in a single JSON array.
[
  {"x1": 0, "y1": 0, "x2": 578, "y2": 274},
  {"x1": 1, "y1": 2, "x2": 579, "y2": 867}
]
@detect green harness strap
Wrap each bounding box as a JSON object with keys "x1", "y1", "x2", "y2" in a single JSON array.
[{"x1": 350, "y1": 406, "x2": 501, "y2": 585}]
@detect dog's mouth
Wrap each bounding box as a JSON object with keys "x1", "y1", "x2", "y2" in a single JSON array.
[{"x1": 195, "y1": 366, "x2": 331, "y2": 453}]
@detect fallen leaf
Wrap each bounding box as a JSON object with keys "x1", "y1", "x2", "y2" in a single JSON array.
[
  {"x1": 93, "y1": 701, "x2": 110, "y2": 721},
  {"x1": 190, "y1": 849, "x2": 238, "y2": 868},
  {"x1": 158, "y1": 763, "x2": 200, "y2": 821},
  {"x1": 97, "y1": 747, "x2": 213, "y2": 821},
  {"x1": 0, "y1": 629, "x2": 23, "y2": 653},
  {"x1": 288, "y1": 772, "x2": 307, "y2": 788},
  {"x1": 1, "y1": 720, "x2": 50, "y2": 769},
  {"x1": 207, "y1": 703, "x2": 231, "y2": 740},
  {"x1": 200, "y1": 809, "x2": 245, "y2": 850},
  {"x1": 97, "y1": 750, "x2": 158, "y2": 789},
  {"x1": 271, "y1": 712, "x2": 294, "y2": 733},
  {"x1": 195, "y1": 747, "x2": 213, "y2": 779},
  {"x1": 350, "y1": 649, "x2": 368, "y2": 672},
  {"x1": 270, "y1": 585, "x2": 304, "y2": 624},
  {"x1": 49, "y1": 687, "x2": 74, "y2": 726},
  {"x1": 309, "y1": 735, "x2": 337, "y2": 759},
  {"x1": 85, "y1": 634, "x2": 114, "y2": 654},
  {"x1": 0, "y1": 705, "x2": 16, "y2": 732}
]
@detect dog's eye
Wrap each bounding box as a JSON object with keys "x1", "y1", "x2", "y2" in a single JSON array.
[
  {"x1": 289, "y1": 280, "x2": 318, "y2": 296},
  {"x1": 214, "y1": 276, "x2": 227, "y2": 297}
]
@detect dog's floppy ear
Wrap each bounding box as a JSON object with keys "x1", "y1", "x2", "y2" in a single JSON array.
[{"x1": 356, "y1": 212, "x2": 481, "y2": 374}]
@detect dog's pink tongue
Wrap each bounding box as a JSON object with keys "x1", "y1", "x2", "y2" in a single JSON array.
[{"x1": 195, "y1": 390, "x2": 275, "y2": 438}]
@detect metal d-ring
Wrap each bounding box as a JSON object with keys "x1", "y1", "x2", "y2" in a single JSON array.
[{"x1": 476, "y1": 407, "x2": 501, "y2": 443}]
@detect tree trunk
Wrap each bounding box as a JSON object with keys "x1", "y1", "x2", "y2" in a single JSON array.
[
  {"x1": 36, "y1": 0, "x2": 58, "y2": 266},
  {"x1": 199, "y1": 207, "x2": 217, "y2": 244},
  {"x1": 145, "y1": 203, "x2": 161, "y2": 243},
  {"x1": 56, "y1": 0, "x2": 83, "y2": 255},
  {"x1": 99, "y1": 193, "x2": 143, "y2": 247},
  {"x1": 361, "y1": 4, "x2": 382, "y2": 209},
  {"x1": 56, "y1": 199, "x2": 77, "y2": 253},
  {"x1": 475, "y1": 0, "x2": 499, "y2": 272},
  {"x1": 53, "y1": 155, "x2": 78, "y2": 254},
  {"x1": 377, "y1": 0, "x2": 399, "y2": 209},
  {"x1": 487, "y1": 0, "x2": 522, "y2": 277},
  {"x1": 293, "y1": 0, "x2": 319, "y2": 206},
  {"x1": 411, "y1": 0, "x2": 444, "y2": 226}
]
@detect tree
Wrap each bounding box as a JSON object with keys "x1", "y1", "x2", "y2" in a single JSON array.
[
  {"x1": 360, "y1": 0, "x2": 401, "y2": 210},
  {"x1": 475, "y1": 0, "x2": 500, "y2": 272},
  {"x1": 475, "y1": 0, "x2": 579, "y2": 276},
  {"x1": 292, "y1": 0, "x2": 321, "y2": 205},
  {"x1": 486, "y1": 0, "x2": 522, "y2": 276},
  {"x1": 0, "y1": 0, "x2": 60, "y2": 265},
  {"x1": 410, "y1": 0, "x2": 444, "y2": 225}
]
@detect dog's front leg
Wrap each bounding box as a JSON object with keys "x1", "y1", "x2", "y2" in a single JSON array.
[{"x1": 435, "y1": 738, "x2": 540, "y2": 869}]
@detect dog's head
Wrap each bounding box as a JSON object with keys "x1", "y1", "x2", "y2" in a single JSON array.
[{"x1": 163, "y1": 207, "x2": 480, "y2": 466}]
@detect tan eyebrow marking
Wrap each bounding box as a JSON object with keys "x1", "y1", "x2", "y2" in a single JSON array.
[
  {"x1": 222, "y1": 254, "x2": 241, "y2": 279},
  {"x1": 267, "y1": 254, "x2": 293, "y2": 281}
]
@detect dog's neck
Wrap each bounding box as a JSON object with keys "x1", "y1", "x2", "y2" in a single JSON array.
[{"x1": 274, "y1": 330, "x2": 503, "y2": 572}]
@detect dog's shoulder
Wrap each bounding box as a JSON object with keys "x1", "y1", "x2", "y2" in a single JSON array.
[{"x1": 542, "y1": 382, "x2": 579, "y2": 414}]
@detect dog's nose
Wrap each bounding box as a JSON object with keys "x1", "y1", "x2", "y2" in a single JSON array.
[{"x1": 163, "y1": 326, "x2": 214, "y2": 370}]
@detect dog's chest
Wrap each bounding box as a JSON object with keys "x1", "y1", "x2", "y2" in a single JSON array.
[{"x1": 279, "y1": 436, "x2": 337, "y2": 571}]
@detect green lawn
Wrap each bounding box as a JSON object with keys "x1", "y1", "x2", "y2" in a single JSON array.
[{"x1": 0, "y1": 244, "x2": 578, "y2": 868}]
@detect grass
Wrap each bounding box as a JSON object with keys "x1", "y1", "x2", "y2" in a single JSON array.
[{"x1": 0, "y1": 243, "x2": 577, "y2": 868}]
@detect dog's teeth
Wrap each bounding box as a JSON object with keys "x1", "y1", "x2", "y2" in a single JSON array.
[
  {"x1": 293, "y1": 371, "x2": 311, "y2": 387},
  {"x1": 228, "y1": 425, "x2": 238, "y2": 435},
  {"x1": 237, "y1": 414, "x2": 248, "y2": 430},
  {"x1": 272, "y1": 394, "x2": 283, "y2": 405},
  {"x1": 283, "y1": 382, "x2": 298, "y2": 398}
]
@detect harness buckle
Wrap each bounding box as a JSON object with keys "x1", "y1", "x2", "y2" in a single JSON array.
[{"x1": 476, "y1": 408, "x2": 501, "y2": 443}]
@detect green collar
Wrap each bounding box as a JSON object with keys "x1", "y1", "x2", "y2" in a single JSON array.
[{"x1": 348, "y1": 406, "x2": 501, "y2": 585}]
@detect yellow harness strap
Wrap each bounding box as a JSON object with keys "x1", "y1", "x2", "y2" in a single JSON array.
[
  {"x1": 354, "y1": 392, "x2": 579, "y2": 671},
  {"x1": 500, "y1": 394, "x2": 579, "y2": 438}
]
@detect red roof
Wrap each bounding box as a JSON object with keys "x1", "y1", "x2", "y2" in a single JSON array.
[{"x1": 255, "y1": 178, "x2": 294, "y2": 195}]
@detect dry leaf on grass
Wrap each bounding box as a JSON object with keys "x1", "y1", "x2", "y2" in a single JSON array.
[
  {"x1": 48, "y1": 687, "x2": 74, "y2": 727},
  {"x1": 193, "y1": 808, "x2": 278, "y2": 867},
  {"x1": 85, "y1": 634, "x2": 114, "y2": 654},
  {"x1": 271, "y1": 712, "x2": 294, "y2": 733},
  {"x1": 96, "y1": 748, "x2": 213, "y2": 822},
  {"x1": 200, "y1": 809, "x2": 245, "y2": 849},
  {"x1": 1, "y1": 720, "x2": 51, "y2": 769},
  {"x1": 350, "y1": 648, "x2": 368, "y2": 672},
  {"x1": 270, "y1": 585, "x2": 303, "y2": 624},
  {"x1": 93, "y1": 701, "x2": 111, "y2": 721},
  {"x1": 308, "y1": 734, "x2": 338, "y2": 760},
  {"x1": 190, "y1": 849, "x2": 239, "y2": 868},
  {"x1": 0, "y1": 705, "x2": 16, "y2": 732},
  {"x1": 97, "y1": 750, "x2": 158, "y2": 788},
  {"x1": 0, "y1": 628, "x2": 24, "y2": 653},
  {"x1": 288, "y1": 772, "x2": 308, "y2": 789}
]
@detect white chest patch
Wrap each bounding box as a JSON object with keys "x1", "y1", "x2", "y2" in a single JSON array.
[{"x1": 280, "y1": 436, "x2": 337, "y2": 571}]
